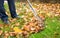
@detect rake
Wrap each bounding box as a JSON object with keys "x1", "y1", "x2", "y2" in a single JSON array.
[{"x1": 27, "y1": 0, "x2": 43, "y2": 23}]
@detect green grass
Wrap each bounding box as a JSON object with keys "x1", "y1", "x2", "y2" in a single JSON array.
[{"x1": 29, "y1": 16, "x2": 60, "y2": 38}]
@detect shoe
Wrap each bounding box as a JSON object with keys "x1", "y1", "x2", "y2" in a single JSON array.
[
  {"x1": 1, "y1": 19, "x2": 10, "y2": 24},
  {"x1": 12, "y1": 16, "x2": 22, "y2": 19},
  {"x1": 4, "y1": 20, "x2": 10, "y2": 24}
]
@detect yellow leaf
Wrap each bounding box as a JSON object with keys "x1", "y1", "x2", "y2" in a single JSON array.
[{"x1": 13, "y1": 27, "x2": 22, "y2": 33}]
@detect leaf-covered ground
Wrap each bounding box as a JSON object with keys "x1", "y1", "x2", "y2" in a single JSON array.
[{"x1": 0, "y1": 2, "x2": 60, "y2": 38}]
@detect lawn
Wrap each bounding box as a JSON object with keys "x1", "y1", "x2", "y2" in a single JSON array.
[
  {"x1": 29, "y1": 16, "x2": 60, "y2": 38},
  {"x1": 0, "y1": 2, "x2": 60, "y2": 38}
]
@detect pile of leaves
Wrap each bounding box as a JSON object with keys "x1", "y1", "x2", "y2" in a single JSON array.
[{"x1": 0, "y1": 16, "x2": 45, "y2": 38}]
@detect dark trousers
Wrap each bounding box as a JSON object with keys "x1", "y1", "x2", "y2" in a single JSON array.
[{"x1": 0, "y1": 0, "x2": 17, "y2": 20}]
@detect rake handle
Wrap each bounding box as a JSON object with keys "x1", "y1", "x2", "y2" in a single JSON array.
[{"x1": 27, "y1": 0, "x2": 43, "y2": 22}]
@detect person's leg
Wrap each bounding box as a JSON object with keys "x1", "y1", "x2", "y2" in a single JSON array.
[
  {"x1": 0, "y1": 0, "x2": 9, "y2": 24},
  {"x1": 7, "y1": 0, "x2": 18, "y2": 18}
]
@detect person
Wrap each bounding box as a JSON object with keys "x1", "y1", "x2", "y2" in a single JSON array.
[{"x1": 0, "y1": 0, "x2": 19, "y2": 24}]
